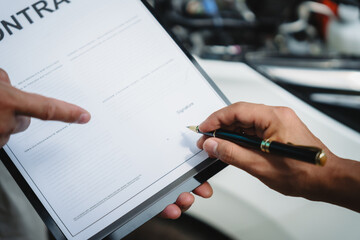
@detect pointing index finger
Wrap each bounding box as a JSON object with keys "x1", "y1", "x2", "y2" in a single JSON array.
[{"x1": 13, "y1": 88, "x2": 91, "y2": 124}]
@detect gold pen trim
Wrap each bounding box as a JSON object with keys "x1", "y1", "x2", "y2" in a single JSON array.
[
  {"x1": 260, "y1": 139, "x2": 272, "y2": 153},
  {"x1": 315, "y1": 150, "x2": 327, "y2": 166}
]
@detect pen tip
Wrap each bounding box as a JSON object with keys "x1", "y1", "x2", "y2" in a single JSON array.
[{"x1": 187, "y1": 126, "x2": 198, "y2": 132}]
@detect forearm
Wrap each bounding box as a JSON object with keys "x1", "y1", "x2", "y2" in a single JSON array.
[{"x1": 308, "y1": 154, "x2": 360, "y2": 213}]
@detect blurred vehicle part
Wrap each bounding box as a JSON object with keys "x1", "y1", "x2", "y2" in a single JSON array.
[
  {"x1": 189, "y1": 59, "x2": 360, "y2": 240},
  {"x1": 327, "y1": 4, "x2": 360, "y2": 55},
  {"x1": 277, "y1": 0, "x2": 360, "y2": 56},
  {"x1": 147, "y1": 0, "x2": 360, "y2": 132},
  {"x1": 310, "y1": 93, "x2": 360, "y2": 109},
  {"x1": 255, "y1": 65, "x2": 360, "y2": 132},
  {"x1": 258, "y1": 66, "x2": 360, "y2": 91},
  {"x1": 149, "y1": 0, "x2": 360, "y2": 57}
]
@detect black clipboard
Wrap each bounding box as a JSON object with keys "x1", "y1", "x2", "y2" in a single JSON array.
[{"x1": 0, "y1": 1, "x2": 229, "y2": 239}]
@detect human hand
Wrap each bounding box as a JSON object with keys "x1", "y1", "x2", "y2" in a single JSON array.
[
  {"x1": 197, "y1": 102, "x2": 360, "y2": 212},
  {"x1": 197, "y1": 102, "x2": 334, "y2": 200},
  {"x1": 159, "y1": 182, "x2": 213, "y2": 219},
  {"x1": 0, "y1": 69, "x2": 91, "y2": 147}
]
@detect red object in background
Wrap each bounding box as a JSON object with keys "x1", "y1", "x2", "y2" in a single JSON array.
[{"x1": 317, "y1": 0, "x2": 339, "y2": 37}]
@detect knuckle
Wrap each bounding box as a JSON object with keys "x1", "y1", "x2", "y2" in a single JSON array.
[
  {"x1": 42, "y1": 101, "x2": 57, "y2": 120},
  {"x1": 220, "y1": 144, "x2": 236, "y2": 164},
  {"x1": 69, "y1": 108, "x2": 80, "y2": 122},
  {"x1": 232, "y1": 102, "x2": 243, "y2": 107},
  {"x1": 273, "y1": 106, "x2": 296, "y2": 120},
  {"x1": 232, "y1": 101, "x2": 246, "y2": 110}
]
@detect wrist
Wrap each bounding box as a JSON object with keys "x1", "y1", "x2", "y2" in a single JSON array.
[{"x1": 306, "y1": 153, "x2": 360, "y2": 212}]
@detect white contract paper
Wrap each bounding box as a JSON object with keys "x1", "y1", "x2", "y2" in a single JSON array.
[{"x1": 0, "y1": 1, "x2": 227, "y2": 239}]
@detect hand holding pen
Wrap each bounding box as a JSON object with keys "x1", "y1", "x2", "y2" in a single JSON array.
[
  {"x1": 193, "y1": 102, "x2": 360, "y2": 213},
  {"x1": 188, "y1": 126, "x2": 326, "y2": 166}
]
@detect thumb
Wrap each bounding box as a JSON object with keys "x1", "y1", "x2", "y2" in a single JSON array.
[{"x1": 203, "y1": 138, "x2": 258, "y2": 169}]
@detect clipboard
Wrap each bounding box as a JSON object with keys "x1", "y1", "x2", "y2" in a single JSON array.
[{"x1": 0, "y1": 1, "x2": 229, "y2": 239}]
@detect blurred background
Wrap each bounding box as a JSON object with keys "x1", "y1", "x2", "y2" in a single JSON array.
[
  {"x1": 145, "y1": 0, "x2": 360, "y2": 133},
  {"x1": 124, "y1": 1, "x2": 360, "y2": 239}
]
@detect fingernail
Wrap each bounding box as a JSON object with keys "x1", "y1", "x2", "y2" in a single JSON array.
[
  {"x1": 77, "y1": 113, "x2": 91, "y2": 124},
  {"x1": 204, "y1": 139, "x2": 218, "y2": 157}
]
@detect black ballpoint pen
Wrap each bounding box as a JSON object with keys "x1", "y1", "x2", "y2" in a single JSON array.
[{"x1": 187, "y1": 126, "x2": 327, "y2": 166}]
